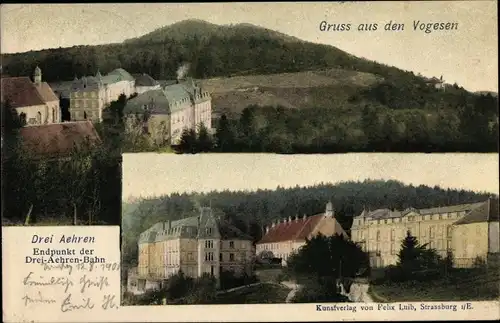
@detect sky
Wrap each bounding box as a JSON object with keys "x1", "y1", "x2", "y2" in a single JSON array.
[
  {"x1": 122, "y1": 153, "x2": 499, "y2": 202},
  {"x1": 1, "y1": 1, "x2": 498, "y2": 92}
]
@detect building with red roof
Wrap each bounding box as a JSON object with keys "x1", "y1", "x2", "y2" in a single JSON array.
[
  {"x1": 1, "y1": 67, "x2": 60, "y2": 126},
  {"x1": 18, "y1": 121, "x2": 101, "y2": 160},
  {"x1": 256, "y1": 201, "x2": 348, "y2": 265}
]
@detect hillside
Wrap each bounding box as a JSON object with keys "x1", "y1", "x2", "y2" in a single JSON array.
[
  {"x1": 124, "y1": 19, "x2": 302, "y2": 44},
  {"x1": 2, "y1": 19, "x2": 497, "y2": 152},
  {"x1": 196, "y1": 68, "x2": 383, "y2": 117},
  {"x1": 1, "y1": 20, "x2": 417, "y2": 85}
]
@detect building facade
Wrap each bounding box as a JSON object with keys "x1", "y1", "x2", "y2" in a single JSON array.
[
  {"x1": 256, "y1": 202, "x2": 349, "y2": 266},
  {"x1": 69, "y1": 68, "x2": 135, "y2": 122},
  {"x1": 350, "y1": 198, "x2": 499, "y2": 268},
  {"x1": 129, "y1": 207, "x2": 253, "y2": 294},
  {"x1": 1, "y1": 67, "x2": 60, "y2": 126},
  {"x1": 124, "y1": 77, "x2": 212, "y2": 145}
]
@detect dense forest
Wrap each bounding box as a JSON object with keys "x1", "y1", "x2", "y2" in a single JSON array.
[
  {"x1": 1, "y1": 100, "x2": 122, "y2": 226},
  {"x1": 121, "y1": 180, "x2": 495, "y2": 267}
]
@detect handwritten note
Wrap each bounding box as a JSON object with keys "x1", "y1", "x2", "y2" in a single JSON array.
[{"x1": 3, "y1": 226, "x2": 121, "y2": 323}]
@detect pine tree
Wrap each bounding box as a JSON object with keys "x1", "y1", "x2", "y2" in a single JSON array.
[
  {"x1": 396, "y1": 230, "x2": 425, "y2": 276},
  {"x1": 197, "y1": 123, "x2": 213, "y2": 152},
  {"x1": 179, "y1": 128, "x2": 198, "y2": 153},
  {"x1": 215, "y1": 114, "x2": 235, "y2": 151}
]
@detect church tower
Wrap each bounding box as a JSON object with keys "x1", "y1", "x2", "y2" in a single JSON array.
[
  {"x1": 325, "y1": 201, "x2": 334, "y2": 217},
  {"x1": 33, "y1": 66, "x2": 42, "y2": 85}
]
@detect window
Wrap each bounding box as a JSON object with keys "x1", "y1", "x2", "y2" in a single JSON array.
[
  {"x1": 19, "y1": 113, "x2": 27, "y2": 126},
  {"x1": 188, "y1": 252, "x2": 193, "y2": 261},
  {"x1": 206, "y1": 228, "x2": 212, "y2": 235},
  {"x1": 220, "y1": 253, "x2": 223, "y2": 261},
  {"x1": 384, "y1": 219, "x2": 388, "y2": 224},
  {"x1": 447, "y1": 226, "x2": 452, "y2": 238},
  {"x1": 390, "y1": 229, "x2": 395, "y2": 241},
  {"x1": 83, "y1": 111, "x2": 87, "y2": 120},
  {"x1": 205, "y1": 240, "x2": 214, "y2": 249},
  {"x1": 438, "y1": 214, "x2": 443, "y2": 220},
  {"x1": 447, "y1": 239, "x2": 452, "y2": 250},
  {"x1": 52, "y1": 108, "x2": 56, "y2": 122},
  {"x1": 429, "y1": 226, "x2": 435, "y2": 238},
  {"x1": 376, "y1": 230, "x2": 380, "y2": 241},
  {"x1": 390, "y1": 243, "x2": 395, "y2": 255},
  {"x1": 205, "y1": 252, "x2": 214, "y2": 261},
  {"x1": 229, "y1": 253, "x2": 234, "y2": 261},
  {"x1": 229, "y1": 241, "x2": 234, "y2": 249}
]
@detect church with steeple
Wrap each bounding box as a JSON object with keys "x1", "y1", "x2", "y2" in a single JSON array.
[{"x1": 1, "y1": 66, "x2": 60, "y2": 126}]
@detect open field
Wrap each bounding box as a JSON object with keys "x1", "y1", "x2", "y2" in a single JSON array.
[{"x1": 196, "y1": 68, "x2": 383, "y2": 117}]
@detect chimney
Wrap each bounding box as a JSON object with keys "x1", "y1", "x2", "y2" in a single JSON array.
[
  {"x1": 303, "y1": 214, "x2": 307, "y2": 221},
  {"x1": 272, "y1": 221, "x2": 276, "y2": 228},
  {"x1": 288, "y1": 216, "x2": 292, "y2": 223},
  {"x1": 325, "y1": 201, "x2": 334, "y2": 217},
  {"x1": 265, "y1": 226, "x2": 269, "y2": 233},
  {"x1": 295, "y1": 215, "x2": 299, "y2": 223}
]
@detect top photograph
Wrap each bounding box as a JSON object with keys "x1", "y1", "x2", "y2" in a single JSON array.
[{"x1": 1, "y1": 1, "x2": 498, "y2": 154}]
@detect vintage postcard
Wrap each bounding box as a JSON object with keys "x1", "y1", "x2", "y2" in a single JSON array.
[{"x1": 2, "y1": 1, "x2": 499, "y2": 323}]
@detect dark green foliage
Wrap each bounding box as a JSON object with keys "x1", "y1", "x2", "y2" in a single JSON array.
[
  {"x1": 286, "y1": 234, "x2": 369, "y2": 280},
  {"x1": 178, "y1": 128, "x2": 198, "y2": 153},
  {"x1": 388, "y1": 231, "x2": 443, "y2": 282},
  {"x1": 176, "y1": 124, "x2": 214, "y2": 154},
  {"x1": 292, "y1": 277, "x2": 351, "y2": 303},
  {"x1": 219, "y1": 269, "x2": 258, "y2": 290}
]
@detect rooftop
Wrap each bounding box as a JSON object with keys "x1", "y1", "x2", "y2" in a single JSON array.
[{"x1": 19, "y1": 121, "x2": 101, "y2": 159}]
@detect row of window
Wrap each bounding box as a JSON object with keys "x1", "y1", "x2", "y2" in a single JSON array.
[
  {"x1": 18, "y1": 109, "x2": 58, "y2": 125},
  {"x1": 73, "y1": 100, "x2": 99, "y2": 109},
  {"x1": 354, "y1": 211, "x2": 464, "y2": 226},
  {"x1": 360, "y1": 225, "x2": 455, "y2": 241},
  {"x1": 367, "y1": 239, "x2": 453, "y2": 255}
]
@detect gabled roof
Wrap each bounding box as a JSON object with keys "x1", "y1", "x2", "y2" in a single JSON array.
[
  {"x1": 454, "y1": 199, "x2": 499, "y2": 225},
  {"x1": 133, "y1": 73, "x2": 159, "y2": 87},
  {"x1": 124, "y1": 89, "x2": 171, "y2": 115},
  {"x1": 257, "y1": 214, "x2": 325, "y2": 244},
  {"x1": 138, "y1": 207, "x2": 253, "y2": 244},
  {"x1": 1, "y1": 77, "x2": 45, "y2": 108},
  {"x1": 361, "y1": 202, "x2": 486, "y2": 220},
  {"x1": 35, "y1": 82, "x2": 59, "y2": 103},
  {"x1": 19, "y1": 121, "x2": 101, "y2": 159},
  {"x1": 102, "y1": 68, "x2": 135, "y2": 84}
]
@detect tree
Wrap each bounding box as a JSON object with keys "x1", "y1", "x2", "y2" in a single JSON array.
[
  {"x1": 395, "y1": 230, "x2": 441, "y2": 281},
  {"x1": 197, "y1": 122, "x2": 213, "y2": 152},
  {"x1": 287, "y1": 234, "x2": 369, "y2": 281},
  {"x1": 215, "y1": 114, "x2": 236, "y2": 151},
  {"x1": 178, "y1": 128, "x2": 198, "y2": 153},
  {"x1": 397, "y1": 230, "x2": 425, "y2": 275}
]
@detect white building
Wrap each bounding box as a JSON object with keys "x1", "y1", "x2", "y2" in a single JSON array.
[
  {"x1": 1, "y1": 67, "x2": 60, "y2": 126},
  {"x1": 69, "y1": 68, "x2": 136, "y2": 122}
]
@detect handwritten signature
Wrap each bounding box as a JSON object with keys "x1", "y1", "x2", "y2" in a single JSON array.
[{"x1": 23, "y1": 272, "x2": 74, "y2": 293}]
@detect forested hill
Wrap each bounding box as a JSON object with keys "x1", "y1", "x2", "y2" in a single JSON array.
[
  {"x1": 3, "y1": 19, "x2": 424, "y2": 83},
  {"x1": 121, "y1": 180, "x2": 494, "y2": 264}
]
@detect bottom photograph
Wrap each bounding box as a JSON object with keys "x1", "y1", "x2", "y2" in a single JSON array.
[{"x1": 121, "y1": 153, "x2": 499, "y2": 306}]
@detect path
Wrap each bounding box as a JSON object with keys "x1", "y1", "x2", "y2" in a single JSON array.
[
  {"x1": 344, "y1": 283, "x2": 374, "y2": 303},
  {"x1": 281, "y1": 281, "x2": 301, "y2": 303}
]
